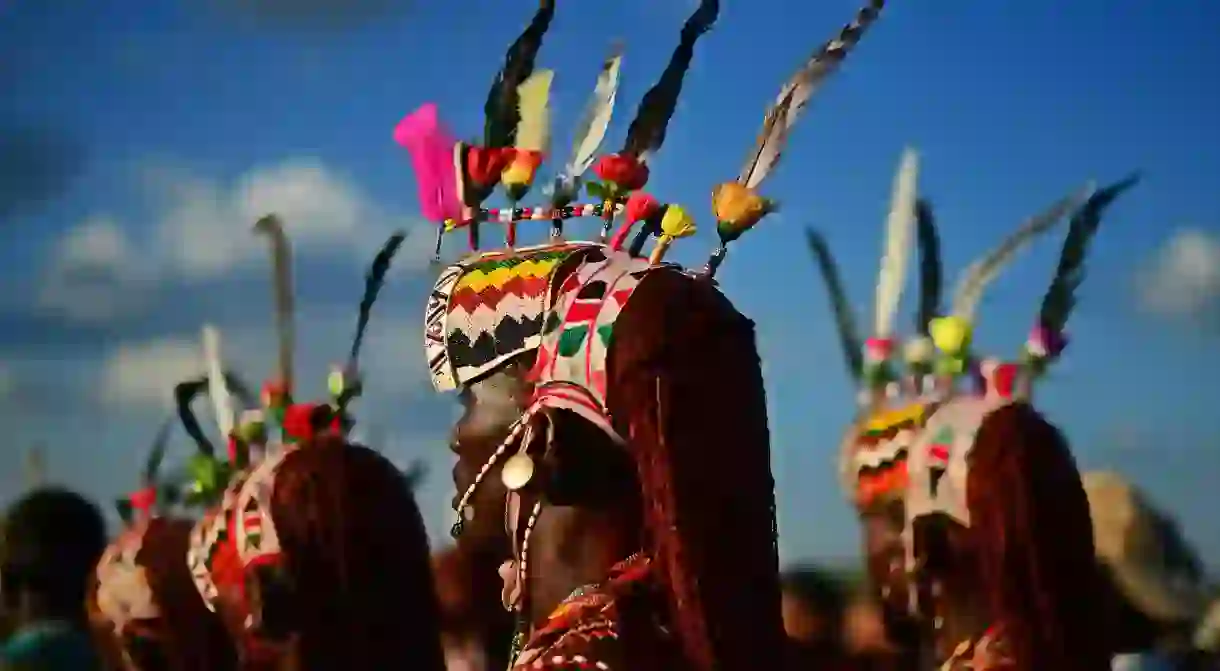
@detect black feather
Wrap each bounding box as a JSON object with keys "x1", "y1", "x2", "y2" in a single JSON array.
[
  {"x1": 174, "y1": 376, "x2": 213, "y2": 457},
  {"x1": 141, "y1": 415, "x2": 176, "y2": 485},
  {"x1": 115, "y1": 498, "x2": 133, "y2": 526},
  {"x1": 1038, "y1": 173, "x2": 1140, "y2": 334},
  {"x1": 914, "y1": 198, "x2": 942, "y2": 335},
  {"x1": 349, "y1": 233, "x2": 407, "y2": 366},
  {"x1": 483, "y1": 0, "x2": 556, "y2": 150},
  {"x1": 804, "y1": 227, "x2": 864, "y2": 382},
  {"x1": 620, "y1": 0, "x2": 719, "y2": 159}
]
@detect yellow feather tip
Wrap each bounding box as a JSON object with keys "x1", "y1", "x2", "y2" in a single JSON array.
[
  {"x1": 660, "y1": 205, "x2": 697, "y2": 239},
  {"x1": 516, "y1": 69, "x2": 553, "y2": 153}
]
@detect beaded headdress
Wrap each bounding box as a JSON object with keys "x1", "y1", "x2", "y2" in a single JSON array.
[{"x1": 813, "y1": 169, "x2": 1129, "y2": 508}]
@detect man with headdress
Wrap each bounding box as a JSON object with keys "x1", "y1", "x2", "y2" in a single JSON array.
[
  {"x1": 432, "y1": 545, "x2": 514, "y2": 671},
  {"x1": 186, "y1": 217, "x2": 446, "y2": 670},
  {"x1": 402, "y1": 0, "x2": 894, "y2": 666},
  {"x1": 898, "y1": 180, "x2": 1138, "y2": 671},
  {"x1": 808, "y1": 149, "x2": 1140, "y2": 669}
]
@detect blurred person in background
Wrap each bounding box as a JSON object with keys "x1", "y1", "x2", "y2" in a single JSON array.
[
  {"x1": 432, "y1": 546, "x2": 513, "y2": 671},
  {"x1": 0, "y1": 487, "x2": 107, "y2": 669},
  {"x1": 780, "y1": 565, "x2": 852, "y2": 669},
  {"x1": 1084, "y1": 472, "x2": 1212, "y2": 670},
  {"x1": 843, "y1": 591, "x2": 899, "y2": 657}
]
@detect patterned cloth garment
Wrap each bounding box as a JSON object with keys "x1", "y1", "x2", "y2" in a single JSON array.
[
  {"x1": 511, "y1": 554, "x2": 680, "y2": 671},
  {"x1": 94, "y1": 523, "x2": 159, "y2": 634},
  {"x1": 938, "y1": 626, "x2": 1015, "y2": 671}
]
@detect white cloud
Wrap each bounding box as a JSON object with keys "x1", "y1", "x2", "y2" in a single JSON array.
[
  {"x1": 38, "y1": 156, "x2": 434, "y2": 323},
  {"x1": 101, "y1": 338, "x2": 206, "y2": 407},
  {"x1": 1138, "y1": 229, "x2": 1220, "y2": 320},
  {"x1": 37, "y1": 215, "x2": 153, "y2": 322},
  {"x1": 97, "y1": 308, "x2": 430, "y2": 409},
  {"x1": 156, "y1": 158, "x2": 378, "y2": 279},
  {"x1": 57, "y1": 215, "x2": 132, "y2": 269}
]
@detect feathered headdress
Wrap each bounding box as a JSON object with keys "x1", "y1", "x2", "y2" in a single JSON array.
[
  {"x1": 248, "y1": 215, "x2": 408, "y2": 446},
  {"x1": 923, "y1": 182, "x2": 1098, "y2": 384},
  {"x1": 803, "y1": 147, "x2": 918, "y2": 407},
  {"x1": 395, "y1": 0, "x2": 559, "y2": 256},
  {"x1": 699, "y1": 0, "x2": 887, "y2": 277},
  {"x1": 396, "y1": 0, "x2": 723, "y2": 260},
  {"x1": 1016, "y1": 174, "x2": 1140, "y2": 378},
  {"x1": 174, "y1": 347, "x2": 259, "y2": 505},
  {"x1": 115, "y1": 416, "x2": 177, "y2": 526}
]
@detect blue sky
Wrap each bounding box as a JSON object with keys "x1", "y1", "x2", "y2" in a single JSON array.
[{"x1": 2, "y1": 0, "x2": 1219, "y2": 564}]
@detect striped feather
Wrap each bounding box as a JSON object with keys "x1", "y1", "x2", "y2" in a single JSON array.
[
  {"x1": 873, "y1": 148, "x2": 919, "y2": 338},
  {"x1": 739, "y1": 0, "x2": 886, "y2": 188},
  {"x1": 563, "y1": 46, "x2": 623, "y2": 179},
  {"x1": 951, "y1": 183, "x2": 1094, "y2": 321}
]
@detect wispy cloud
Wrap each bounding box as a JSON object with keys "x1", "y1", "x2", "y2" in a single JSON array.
[
  {"x1": 35, "y1": 156, "x2": 435, "y2": 324},
  {"x1": 1136, "y1": 228, "x2": 1220, "y2": 330}
]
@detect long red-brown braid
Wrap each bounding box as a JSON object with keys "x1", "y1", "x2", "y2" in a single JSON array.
[
  {"x1": 967, "y1": 403, "x2": 1110, "y2": 671},
  {"x1": 136, "y1": 518, "x2": 239, "y2": 671},
  {"x1": 268, "y1": 435, "x2": 446, "y2": 671},
  {"x1": 607, "y1": 269, "x2": 785, "y2": 671}
]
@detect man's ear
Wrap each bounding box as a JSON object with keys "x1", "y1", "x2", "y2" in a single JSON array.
[{"x1": 538, "y1": 413, "x2": 634, "y2": 507}]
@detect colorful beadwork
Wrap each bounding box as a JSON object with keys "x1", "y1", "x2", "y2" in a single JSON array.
[
  {"x1": 425, "y1": 242, "x2": 600, "y2": 391},
  {"x1": 528, "y1": 249, "x2": 655, "y2": 439},
  {"x1": 842, "y1": 401, "x2": 937, "y2": 508}
]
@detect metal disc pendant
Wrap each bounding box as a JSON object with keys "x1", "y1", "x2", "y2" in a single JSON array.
[
  {"x1": 500, "y1": 453, "x2": 535, "y2": 491},
  {"x1": 450, "y1": 519, "x2": 464, "y2": 539}
]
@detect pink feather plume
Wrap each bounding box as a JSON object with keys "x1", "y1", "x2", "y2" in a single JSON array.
[{"x1": 394, "y1": 103, "x2": 462, "y2": 223}]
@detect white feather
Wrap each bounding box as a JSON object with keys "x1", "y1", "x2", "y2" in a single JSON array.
[
  {"x1": 950, "y1": 182, "x2": 1095, "y2": 321},
  {"x1": 563, "y1": 48, "x2": 623, "y2": 179},
  {"x1": 873, "y1": 148, "x2": 919, "y2": 338},
  {"x1": 202, "y1": 324, "x2": 235, "y2": 438}
]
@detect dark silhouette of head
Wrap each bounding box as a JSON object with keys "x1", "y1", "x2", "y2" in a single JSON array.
[{"x1": 2, "y1": 487, "x2": 107, "y2": 627}]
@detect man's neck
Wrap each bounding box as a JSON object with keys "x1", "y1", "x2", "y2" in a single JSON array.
[{"x1": 523, "y1": 512, "x2": 637, "y2": 627}]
